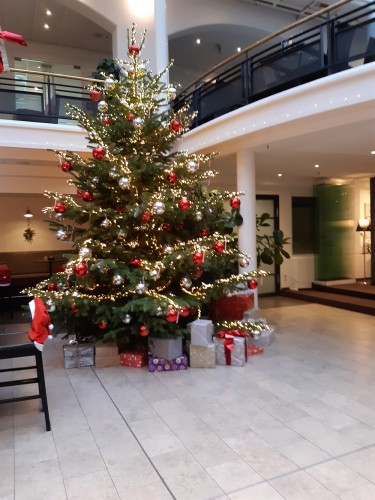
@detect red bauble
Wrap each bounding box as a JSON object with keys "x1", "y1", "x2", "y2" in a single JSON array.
[
  {"x1": 248, "y1": 279, "x2": 258, "y2": 289},
  {"x1": 98, "y1": 319, "x2": 107, "y2": 330},
  {"x1": 141, "y1": 210, "x2": 152, "y2": 222},
  {"x1": 47, "y1": 283, "x2": 58, "y2": 291},
  {"x1": 192, "y1": 251, "x2": 204, "y2": 265},
  {"x1": 200, "y1": 229, "x2": 209, "y2": 237},
  {"x1": 126, "y1": 112, "x2": 134, "y2": 122},
  {"x1": 92, "y1": 146, "x2": 105, "y2": 160},
  {"x1": 167, "y1": 172, "x2": 177, "y2": 184},
  {"x1": 230, "y1": 197, "x2": 241, "y2": 209},
  {"x1": 82, "y1": 191, "x2": 94, "y2": 202},
  {"x1": 54, "y1": 202, "x2": 66, "y2": 213},
  {"x1": 71, "y1": 302, "x2": 79, "y2": 314},
  {"x1": 179, "y1": 198, "x2": 191, "y2": 211},
  {"x1": 61, "y1": 161, "x2": 72, "y2": 172},
  {"x1": 89, "y1": 89, "x2": 100, "y2": 102},
  {"x1": 166, "y1": 308, "x2": 178, "y2": 323},
  {"x1": 139, "y1": 324, "x2": 149, "y2": 337},
  {"x1": 129, "y1": 44, "x2": 140, "y2": 56},
  {"x1": 180, "y1": 306, "x2": 190, "y2": 317},
  {"x1": 77, "y1": 189, "x2": 83, "y2": 197},
  {"x1": 161, "y1": 223, "x2": 172, "y2": 231},
  {"x1": 176, "y1": 222, "x2": 184, "y2": 230},
  {"x1": 192, "y1": 266, "x2": 203, "y2": 279},
  {"x1": 103, "y1": 116, "x2": 111, "y2": 125},
  {"x1": 74, "y1": 263, "x2": 88, "y2": 277},
  {"x1": 116, "y1": 208, "x2": 124, "y2": 214},
  {"x1": 170, "y1": 119, "x2": 181, "y2": 132},
  {"x1": 213, "y1": 241, "x2": 225, "y2": 253},
  {"x1": 130, "y1": 258, "x2": 142, "y2": 267},
  {"x1": 128, "y1": 69, "x2": 134, "y2": 77}
]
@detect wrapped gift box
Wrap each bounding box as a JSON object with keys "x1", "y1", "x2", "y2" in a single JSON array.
[
  {"x1": 214, "y1": 331, "x2": 247, "y2": 366},
  {"x1": 95, "y1": 342, "x2": 119, "y2": 367},
  {"x1": 148, "y1": 336, "x2": 183, "y2": 360},
  {"x1": 120, "y1": 351, "x2": 148, "y2": 368},
  {"x1": 250, "y1": 326, "x2": 276, "y2": 346},
  {"x1": 95, "y1": 355, "x2": 120, "y2": 368},
  {"x1": 148, "y1": 353, "x2": 188, "y2": 372},
  {"x1": 190, "y1": 319, "x2": 214, "y2": 346},
  {"x1": 247, "y1": 344, "x2": 264, "y2": 356},
  {"x1": 189, "y1": 343, "x2": 216, "y2": 368},
  {"x1": 63, "y1": 343, "x2": 95, "y2": 369},
  {"x1": 210, "y1": 293, "x2": 254, "y2": 321}
]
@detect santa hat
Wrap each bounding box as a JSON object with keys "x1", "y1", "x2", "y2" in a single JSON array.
[{"x1": 28, "y1": 297, "x2": 53, "y2": 351}]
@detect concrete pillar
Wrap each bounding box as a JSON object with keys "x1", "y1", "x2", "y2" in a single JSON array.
[{"x1": 236, "y1": 149, "x2": 258, "y2": 308}]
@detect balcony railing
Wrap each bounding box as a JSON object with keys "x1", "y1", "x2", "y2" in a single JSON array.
[
  {"x1": 174, "y1": 0, "x2": 375, "y2": 127},
  {"x1": 0, "y1": 0, "x2": 374, "y2": 127}
]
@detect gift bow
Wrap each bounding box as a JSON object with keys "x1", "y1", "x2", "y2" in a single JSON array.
[{"x1": 216, "y1": 329, "x2": 246, "y2": 364}]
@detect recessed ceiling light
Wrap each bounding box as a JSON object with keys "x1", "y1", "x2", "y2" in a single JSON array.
[
  {"x1": 237, "y1": 47, "x2": 241, "y2": 52},
  {"x1": 278, "y1": 173, "x2": 282, "y2": 177},
  {"x1": 44, "y1": 23, "x2": 50, "y2": 30},
  {"x1": 315, "y1": 164, "x2": 320, "y2": 168},
  {"x1": 46, "y1": 9, "x2": 52, "y2": 16},
  {"x1": 371, "y1": 150, "x2": 375, "y2": 155},
  {"x1": 196, "y1": 38, "x2": 201, "y2": 45}
]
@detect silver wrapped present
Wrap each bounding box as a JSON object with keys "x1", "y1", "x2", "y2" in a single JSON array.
[
  {"x1": 63, "y1": 343, "x2": 95, "y2": 368},
  {"x1": 189, "y1": 343, "x2": 216, "y2": 368},
  {"x1": 189, "y1": 319, "x2": 214, "y2": 346},
  {"x1": 214, "y1": 335, "x2": 247, "y2": 366}
]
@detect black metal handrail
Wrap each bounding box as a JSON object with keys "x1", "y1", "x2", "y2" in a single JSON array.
[{"x1": 174, "y1": 0, "x2": 375, "y2": 128}]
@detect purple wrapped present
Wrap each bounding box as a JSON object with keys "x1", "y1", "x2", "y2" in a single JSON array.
[{"x1": 148, "y1": 353, "x2": 188, "y2": 372}]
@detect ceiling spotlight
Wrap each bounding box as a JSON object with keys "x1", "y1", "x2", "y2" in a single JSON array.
[
  {"x1": 237, "y1": 47, "x2": 241, "y2": 52},
  {"x1": 196, "y1": 38, "x2": 201, "y2": 45},
  {"x1": 278, "y1": 173, "x2": 282, "y2": 177},
  {"x1": 315, "y1": 164, "x2": 320, "y2": 168},
  {"x1": 24, "y1": 208, "x2": 33, "y2": 218},
  {"x1": 44, "y1": 23, "x2": 50, "y2": 30},
  {"x1": 46, "y1": 9, "x2": 52, "y2": 16},
  {"x1": 371, "y1": 150, "x2": 375, "y2": 155}
]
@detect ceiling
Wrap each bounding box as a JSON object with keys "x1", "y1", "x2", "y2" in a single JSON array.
[{"x1": 0, "y1": 0, "x2": 373, "y2": 190}]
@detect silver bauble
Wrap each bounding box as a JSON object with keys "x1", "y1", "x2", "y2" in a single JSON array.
[
  {"x1": 98, "y1": 100, "x2": 108, "y2": 113},
  {"x1": 72, "y1": 290, "x2": 80, "y2": 297},
  {"x1": 180, "y1": 277, "x2": 192, "y2": 290},
  {"x1": 149, "y1": 268, "x2": 159, "y2": 280},
  {"x1": 113, "y1": 274, "x2": 124, "y2": 285},
  {"x1": 164, "y1": 245, "x2": 173, "y2": 254},
  {"x1": 46, "y1": 300, "x2": 56, "y2": 313},
  {"x1": 55, "y1": 213, "x2": 63, "y2": 221},
  {"x1": 80, "y1": 247, "x2": 92, "y2": 258},
  {"x1": 101, "y1": 218, "x2": 112, "y2": 229},
  {"x1": 109, "y1": 168, "x2": 118, "y2": 179},
  {"x1": 123, "y1": 314, "x2": 131, "y2": 324},
  {"x1": 167, "y1": 87, "x2": 177, "y2": 100},
  {"x1": 104, "y1": 77, "x2": 115, "y2": 90},
  {"x1": 195, "y1": 210, "x2": 203, "y2": 221},
  {"x1": 56, "y1": 229, "x2": 67, "y2": 240},
  {"x1": 133, "y1": 117, "x2": 144, "y2": 129},
  {"x1": 118, "y1": 229, "x2": 126, "y2": 239},
  {"x1": 187, "y1": 160, "x2": 198, "y2": 173},
  {"x1": 91, "y1": 176, "x2": 99, "y2": 185},
  {"x1": 119, "y1": 177, "x2": 130, "y2": 189},
  {"x1": 155, "y1": 306, "x2": 164, "y2": 316},
  {"x1": 239, "y1": 256, "x2": 250, "y2": 268},
  {"x1": 153, "y1": 201, "x2": 165, "y2": 214},
  {"x1": 135, "y1": 282, "x2": 147, "y2": 294}
]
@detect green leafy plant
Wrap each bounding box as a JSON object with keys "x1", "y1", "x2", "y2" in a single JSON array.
[{"x1": 256, "y1": 212, "x2": 290, "y2": 267}]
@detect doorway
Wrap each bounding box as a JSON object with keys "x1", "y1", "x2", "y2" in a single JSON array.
[{"x1": 256, "y1": 195, "x2": 280, "y2": 294}]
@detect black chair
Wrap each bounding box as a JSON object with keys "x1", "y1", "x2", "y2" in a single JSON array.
[{"x1": 0, "y1": 339, "x2": 51, "y2": 431}]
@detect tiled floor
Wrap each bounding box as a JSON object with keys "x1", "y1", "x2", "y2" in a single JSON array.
[{"x1": 1, "y1": 297, "x2": 375, "y2": 499}]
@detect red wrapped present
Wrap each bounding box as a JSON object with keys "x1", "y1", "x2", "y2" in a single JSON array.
[
  {"x1": 214, "y1": 329, "x2": 247, "y2": 366},
  {"x1": 247, "y1": 344, "x2": 264, "y2": 356},
  {"x1": 210, "y1": 294, "x2": 254, "y2": 321},
  {"x1": 120, "y1": 351, "x2": 148, "y2": 368}
]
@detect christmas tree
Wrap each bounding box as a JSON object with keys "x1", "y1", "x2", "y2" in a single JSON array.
[{"x1": 26, "y1": 25, "x2": 265, "y2": 347}]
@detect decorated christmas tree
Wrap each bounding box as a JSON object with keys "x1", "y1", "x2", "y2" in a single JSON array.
[{"x1": 26, "y1": 25, "x2": 265, "y2": 347}]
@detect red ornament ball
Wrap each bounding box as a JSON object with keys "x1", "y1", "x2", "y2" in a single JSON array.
[
  {"x1": 89, "y1": 89, "x2": 100, "y2": 102},
  {"x1": 74, "y1": 263, "x2": 88, "y2": 277},
  {"x1": 126, "y1": 112, "x2": 134, "y2": 122},
  {"x1": 167, "y1": 172, "x2": 177, "y2": 184},
  {"x1": 141, "y1": 210, "x2": 152, "y2": 222},
  {"x1": 176, "y1": 222, "x2": 184, "y2": 230},
  {"x1": 54, "y1": 202, "x2": 66, "y2": 214},
  {"x1": 77, "y1": 189, "x2": 83, "y2": 197},
  {"x1": 129, "y1": 44, "x2": 140, "y2": 56},
  {"x1": 200, "y1": 229, "x2": 209, "y2": 237},
  {"x1": 130, "y1": 258, "x2": 142, "y2": 267},
  {"x1": 92, "y1": 146, "x2": 105, "y2": 160},
  {"x1": 166, "y1": 308, "x2": 178, "y2": 323},
  {"x1": 47, "y1": 283, "x2": 58, "y2": 291},
  {"x1": 230, "y1": 197, "x2": 241, "y2": 209},
  {"x1": 248, "y1": 278, "x2": 258, "y2": 289},
  {"x1": 192, "y1": 251, "x2": 204, "y2": 265},
  {"x1": 180, "y1": 306, "x2": 190, "y2": 317},
  {"x1": 193, "y1": 266, "x2": 203, "y2": 279},
  {"x1": 98, "y1": 319, "x2": 107, "y2": 330},
  {"x1": 103, "y1": 116, "x2": 111, "y2": 125},
  {"x1": 61, "y1": 161, "x2": 72, "y2": 172},
  {"x1": 170, "y1": 119, "x2": 181, "y2": 132},
  {"x1": 213, "y1": 241, "x2": 225, "y2": 253},
  {"x1": 139, "y1": 324, "x2": 149, "y2": 337},
  {"x1": 71, "y1": 302, "x2": 79, "y2": 314},
  {"x1": 161, "y1": 222, "x2": 172, "y2": 231},
  {"x1": 82, "y1": 191, "x2": 94, "y2": 202},
  {"x1": 179, "y1": 198, "x2": 191, "y2": 211}
]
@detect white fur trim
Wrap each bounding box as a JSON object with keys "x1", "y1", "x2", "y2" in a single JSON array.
[{"x1": 34, "y1": 341, "x2": 44, "y2": 352}]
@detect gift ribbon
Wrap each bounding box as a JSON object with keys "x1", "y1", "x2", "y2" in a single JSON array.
[{"x1": 216, "y1": 329, "x2": 246, "y2": 365}]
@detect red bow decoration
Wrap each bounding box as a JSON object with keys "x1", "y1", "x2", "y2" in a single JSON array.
[
  {"x1": 216, "y1": 329, "x2": 247, "y2": 365},
  {"x1": 0, "y1": 30, "x2": 27, "y2": 73}
]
